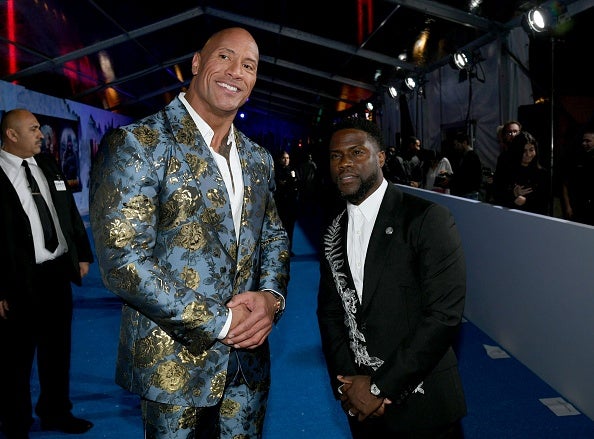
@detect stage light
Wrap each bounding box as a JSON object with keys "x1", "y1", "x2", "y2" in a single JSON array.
[
  {"x1": 365, "y1": 101, "x2": 374, "y2": 111},
  {"x1": 522, "y1": 3, "x2": 570, "y2": 36},
  {"x1": 388, "y1": 85, "x2": 398, "y2": 98},
  {"x1": 525, "y1": 7, "x2": 548, "y2": 33},
  {"x1": 451, "y1": 51, "x2": 470, "y2": 70},
  {"x1": 404, "y1": 76, "x2": 416, "y2": 91},
  {"x1": 449, "y1": 49, "x2": 483, "y2": 71}
]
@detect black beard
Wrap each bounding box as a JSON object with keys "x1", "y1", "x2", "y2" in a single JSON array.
[{"x1": 340, "y1": 169, "x2": 379, "y2": 205}]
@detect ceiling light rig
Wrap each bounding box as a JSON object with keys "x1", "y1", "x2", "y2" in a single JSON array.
[
  {"x1": 451, "y1": 51, "x2": 470, "y2": 70},
  {"x1": 525, "y1": 7, "x2": 548, "y2": 33},
  {"x1": 521, "y1": 3, "x2": 570, "y2": 36},
  {"x1": 449, "y1": 49, "x2": 485, "y2": 83},
  {"x1": 404, "y1": 76, "x2": 417, "y2": 91}
]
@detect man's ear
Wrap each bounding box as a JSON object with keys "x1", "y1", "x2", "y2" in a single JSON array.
[
  {"x1": 378, "y1": 150, "x2": 386, "y2": 167},
  {"x1": 6, "y1": 127, "x2": 18, "y2": 142}
]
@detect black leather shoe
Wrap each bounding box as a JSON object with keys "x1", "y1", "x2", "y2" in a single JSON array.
[{"x1": 40, "y1": 415, "x2": 93, "y2": 434}]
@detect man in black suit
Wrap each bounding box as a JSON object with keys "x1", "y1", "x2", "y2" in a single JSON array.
[
  {"x1": 0, "y1": 109, "x2": 94, "y2": 439},
  {"x1": 317, "y1": 118, "x2": 467, "y2": 438}
]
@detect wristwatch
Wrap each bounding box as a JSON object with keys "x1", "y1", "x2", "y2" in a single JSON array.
[{"x1": 370, "y1": 382, "x2": 382, "y2": 397}]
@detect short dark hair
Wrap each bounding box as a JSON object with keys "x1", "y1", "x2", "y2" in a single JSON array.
[
  {"x1": 331, "y1": 118, "x2": 385, "y2": 151},
  {"x1": 503, "y1": 120, "x2": 522, "y2": 131},
  {"x1": 509, "y1": 131, "x2": 541, "y2": 167}
]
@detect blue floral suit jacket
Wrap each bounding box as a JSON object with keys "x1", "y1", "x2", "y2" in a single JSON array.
[{"x1": 89, "y1": 96, "x2": 290, "y2": 407}]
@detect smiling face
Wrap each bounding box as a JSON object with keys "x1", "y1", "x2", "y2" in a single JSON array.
[
  {"x1": 186, "y1": 27, "x2": 259, "y2": 120},
  {"x1": 521, "y1": 143, "x2": 536, "y2": 166},
  {"x1": 329, "y1": 128, "x2": 385, "y2": 205}
]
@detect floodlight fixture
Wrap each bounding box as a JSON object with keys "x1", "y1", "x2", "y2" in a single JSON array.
[
  {"x1": 451, "y1": 51, "x2": 470, "y2": 70},
  {"x1": 526, "y1": 7, "x2": 548, "y2": 33},
  {"x1": 388, "y1": 85, "x2": 398, "y2": 98},
  {"x1": 404, "y1": 76, "x2": 416, "y2": 91}
]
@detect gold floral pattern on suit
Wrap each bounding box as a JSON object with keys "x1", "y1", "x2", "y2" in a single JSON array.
[
  {"x1": 166, "y1": 156, "x2": 181, "y2": 176},
  {"x1": 200, "y1": 208, "x2": 222, "y2": 227},
  {"x1": 89, "y1": 98, "x2": 289, "y2": 410},
  {"x1": 112, "y1": 263, "x2": 141, "y2": 293},
  {"x1": 236, "y1": 254, "x2": 254, "y2": 288},
  {"x1": 151, "y1": 360, "x2": 190, "y2": 393},
  {"x1": 220, "y1": 398, "x2": 240, "y2": 418},
  {"x1": 134, "y1": 327, "x2": 176, "y2": 368},
  {"x1": 178, "y1": 406, "x2": 198, "y2": 430},
  {"x1": 108, "y1": 218, "x2": 135, "y2": 248},
  {"x1": 132, "y1": 125, "x2": 160, "y2": 147},
  {"x1": 206, "y1": 188, "x2": 226, "y2": 208},
  {"x1": 106, "y1": 128, "x2": 126, "y2": 150},
  {"x1": 159, "y1": 188, "x2": 199, "y2": 230},
  {"x1": 174, "y1": 115, "x2": 198, "y2": 145},
  {"x1": 210, "y1": 371, "x2": 226, "y2": 400},
  {"x1": 177, "y1": 348, "x2": 208, "y2": 367},
  {"x1": 180, "y1": 266, "x2": 200, "y2": 289},
  {"x1": 91, "y1": 181, "x2": 120, "y2": 221},
  {"x1": 122, "y1": 194, "x2": 155, "y2": 222},
  {"x1": 172, "y1": 222, "x2": 207, "y2": 250},
  {"x1": 181, "y1": 302, "x2": 213, "y2": 329},
  {"x1": 186, "y1": 154, "x2": 208, "y2": 179}
]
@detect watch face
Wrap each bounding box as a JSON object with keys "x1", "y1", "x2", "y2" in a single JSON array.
[{"x1": 370, "y1": 383, "x2": 381, "y2": 396}]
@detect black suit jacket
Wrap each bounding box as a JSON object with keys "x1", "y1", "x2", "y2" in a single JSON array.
[
  {"x1": 0, "y1": 152, "x2": 93, "y2": 310},
  {"x1": 317, "y1": 183, "x2": 466, "y2": 432}
]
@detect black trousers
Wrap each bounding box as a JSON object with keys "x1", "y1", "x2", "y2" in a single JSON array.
[
  {"x1": 0, "y1": 254, "x2": 73, "y2": 435},
  {"x1": 348, "y1": 416, "x2": 464, "y2": 439}
]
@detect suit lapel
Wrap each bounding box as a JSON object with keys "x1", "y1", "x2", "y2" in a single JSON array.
[
  {"x1": 361, "y1": 184, "x2": 402, "y2": 311},
  {"x1": 163, "y1": 99, "x2": 237, "y2": 261}
]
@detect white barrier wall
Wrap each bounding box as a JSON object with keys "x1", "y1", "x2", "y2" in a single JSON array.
[{"x1": 398, "y1": 185, "x2": 594, "y2": 422}]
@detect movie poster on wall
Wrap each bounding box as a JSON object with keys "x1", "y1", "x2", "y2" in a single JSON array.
[{"x1": 35, "y1": 114, "x2": 82, "y2": 192}]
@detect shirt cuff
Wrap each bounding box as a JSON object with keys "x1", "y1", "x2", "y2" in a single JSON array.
[{"x1": 217, "y1": 308, "x2": 232, "y2": 339}]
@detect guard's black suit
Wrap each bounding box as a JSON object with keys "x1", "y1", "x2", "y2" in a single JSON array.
[{"x1": 0, "y1": 152, "x2": 93, "y2": 436}]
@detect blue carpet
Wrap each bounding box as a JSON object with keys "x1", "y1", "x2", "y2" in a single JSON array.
[{"x1": 24, "y1": 219, "x2": 594, "y2": 438}]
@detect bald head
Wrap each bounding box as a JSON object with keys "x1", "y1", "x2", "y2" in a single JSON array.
[
  {"x1": 1, "y1": 109, "x2": 30, "y2": 143},
  {"x1": 186, "y1": 27, "x2": 259, "y2": 122},
  {"x1": 0, "y1": 108, "x2": 43, "y2": 158},
  {"x1": 202, "y1": 27, "x2": 259, "y2": 60}
]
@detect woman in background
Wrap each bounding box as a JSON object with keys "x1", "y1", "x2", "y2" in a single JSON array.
[
  {"x1": 423, "y1": 149, "x2": 453, "y2": 194},
  {"x1": 493, "y1": 131, "x2": 550, "y2": 214}
]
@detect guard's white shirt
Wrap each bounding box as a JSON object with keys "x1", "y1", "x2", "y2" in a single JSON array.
[
  {"x1": 0, "y1": 149, "x2": 67, "y2": 263},
  {"x1": 347, "y1": 179, "x2": 388, "y2": 302}
]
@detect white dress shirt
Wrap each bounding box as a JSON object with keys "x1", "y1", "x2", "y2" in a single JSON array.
[
  {"x1": 180, "y1": 93, "x2": 244, "y2": 241},
  {"x1": 180, "y1": 93, "x2": 246, "y2": 338},
  {"x1": 0, "y1": 149, "x2": 67, "y2": 263},
  {"x1": 347, "y1": 179, "x2": 388, "y2": 302}
]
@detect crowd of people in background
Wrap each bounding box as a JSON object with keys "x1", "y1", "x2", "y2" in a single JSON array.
[
  {"x1": 274, "y1": 117, "x2": 594, "y2": 237},
  {"x1": 374, "y1": 119, "x2": 594, "y2": 228}
]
